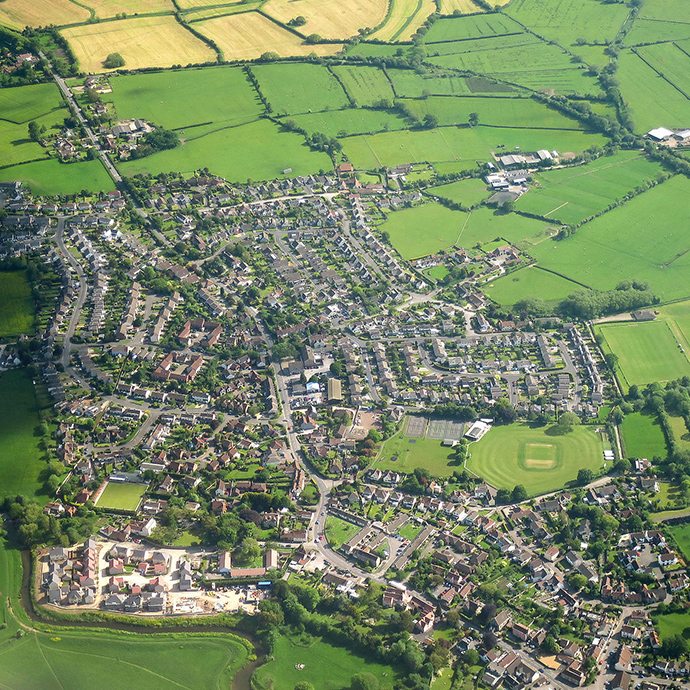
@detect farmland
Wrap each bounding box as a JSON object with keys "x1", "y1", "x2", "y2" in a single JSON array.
[
  {"x1": 0, "y1": 270, "x2": 35, "y2": 338},
  {"x1": 262, "y1": 0, "x2": 388, "y2": 39},
  {"x1": 195, "y1": 12, "x2": 342, "y2": 61},
  {"x1": 96, "y1": 481, "x2": 147, "y2": 511},
  {"x1": 0, "y1": 368, "x2": 45, "y2": 503},
  {"x1": 82, "y1": 0, "x2": 174, "y2": 18},
  {"x1": 0, "y1": 159, "x2": 113, "y2": 195},
  {"x1": 466, "y1": 422, "x2": 607, "y2": 496},
  {"x1": 62, "y1": 17, "x2": 216, "y2": 73},
  {"x1": 516, "y1": 151, "x2": 667, "y2": 226},
  {"x1": 369, "y1": 0, "x2": 437, "y2": 42},
  {"x1": 331, "y1": 65, "x2": 395, "y2": 106},
  {"x1": 285, "y1": 108, "x2": 409, "y2": 138},
  {"x1": 253, "y1": 633, "x2": 399, "y2": 690},
  {"x1": 620, "y1": 411, "x2": 667, "y2": 459},
  {"x1": 0, "y1": 83, "x2": 64, "y2": 123},
  {"x1": 430, "y1": 178, "x2": 489, "y2": 208},
  {"x1": 484, "y1": 266, "x2": 582, "y2": 307},
  {"x1": 0, "y1": 0, "x2": 89, "y2": 30},
  {"x1": 423, "y1": 14, "x2": 523, "y2": 42}
]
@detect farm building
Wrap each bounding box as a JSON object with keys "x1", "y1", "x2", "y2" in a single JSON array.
[{"x1": 647, "y1": 127, "x2": 674, "y2": 141}]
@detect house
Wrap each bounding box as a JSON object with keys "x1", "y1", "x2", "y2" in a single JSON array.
[
  {"x1": 615, "y1": 645, "x2": 633, "y2": 673},
  {"x1": 611, "y1": 671, "x2": 631, "y2": 690},
  {"x1": 491, "y1": 610, "x2": 511, "y2": 632}
]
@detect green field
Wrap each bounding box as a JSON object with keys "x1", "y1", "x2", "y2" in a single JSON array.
[
  {"x1": 0, "y1": 270, "x2": 35, "y2": 337},
  {"x1": 253, "y1": 633, "x2": 398, "y2": 690},
  {"x1": 109, "y1": 67, "x2": 263, "y2": 130},
  {"x1": 331, "y1": 65, "x2": 395, "y2": 106},
  {"x1": 654, "y1": 613, "x2": 690, "y2": 641},
  {"x1": 668, "y1": 523, "x2": 690, "y2": 561},
  {"x1": 423, "y1": 14, "x2": 524, "y2": 42},
  {"x1": 530, "y1": 175, "x2": 690, "y2": 302},
  {"x1": 0, "y1": 159, "x2": 113, "y2": 195},
  {"x1": 466, "y1": 422, "x2": 606, "y2": 496},
  {"x1": 324, "y1": 516, "x2": 359, "y2": 548},
  {"x1": 375, "y1": 434, "x2": 457, "y2": 475},
  {"x1": 285, "y1": 108, "x2": 409, "y2": 138},
  {"x1": 96, "y1": 481, "x2": 147, "y2": 511},
  {"x1": 624, "y1": 19, "x2": 690, "y2": 47},
  {"x1": 485, "y1": 266, "x2": 582, "y2": 306},
  {"x1": 669, "y1": 415, "x2": 690, "y2": 449},
  {"x1": 516, "y1": 152, "x2": 667, "y2": 226},
  {"x1": 0, "y1": 83, "x2": 64, "y2": 123},
  {"x1": 0, "y1": 369, "x2": 46, "y2": 502},
  {"x1": 620, "y1": 411, "x2": 667, "y2": 459},
  {"x1": 388, "y1": 70, "x2": 519, "y2": 98}
]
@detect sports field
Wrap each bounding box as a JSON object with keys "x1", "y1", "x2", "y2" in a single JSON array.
[
  {"x1": 466, "y1": 422, "x2": 606, "y2": 496},
  {"x1": 620, "y1": 411, "x2": 667, "y2": 459},
  {"x1": 62, "y1": 17, "x2": 216, "y2": 73},
  {"x1": 430, "y1": 178, "x2": 490, "y2": 209},
  {"x1": 485, "y1": 267, "x2": 582, "y2": 307},
  {"x1": 516, "y1": 151, "x2": 667, "y2": 226},
  {"x1": 253, "y1": 633, "x2": 399, "y2": 690},
  {"x1": 263, "y1": 0, "x2": 388, "y2": 39},
  {"x1": 0, "y1": 0, "x2": 90, "y2": 30},
  {"x1": 0, "y1": 270, "x2": 35, "y2": 338},
  {"x1": 376, "y1": 433, "x2": 458, "y2": 475},
  {"x1": 0, "y1": 369, "x2": 45, "y2": 502},
  {"x1": 0, "y1": 159, "x2": 113, "y2": 195},
  {"x1": 96, "y1": 481, "x2": 148, "y2": 511}
]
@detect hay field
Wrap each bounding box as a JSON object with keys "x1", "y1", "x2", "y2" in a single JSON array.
[
  {"x1": 195, "y1": 12, "x2": 342, "y2": 60},
  {"x1": 441, "y1": 0, "x2": 510, "y2": 10},
  {"x1": 177, "y1": 0, "x2": 241, "y2": 7},
  {"x1": 0, "y1": 0, "x2": 90, "y2": 30},
  {"x1": 370, "y1": 0, "x2": 437, "y2": 42},
  {"x1": 62, "y1": 17, "x2": 216, "y2": 73},
  {"x1": 83, "y1": 0, "x2": 175, "y2": 19},
  {"x1": 263, "y1": 0, "x2": 388, "y2": 39}
]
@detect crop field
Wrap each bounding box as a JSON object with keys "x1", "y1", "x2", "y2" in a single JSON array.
[
  {"x1": 121, "y1": 118, "x2": 332, "y2": 183},
  {"x1": 430, "y1": 177, "x2": 489, "y2": 208},
  {"x1": 252, "y1": 63, "x2": 349, "y2": 115},
  {"x1": 466, "y1": 422, "x2": 606, "y2": 496},
  {"x1": 440, "y1": 0, "x2": 483, "y2": 13},
  {"x1": 262, "y1": 0, "x2": 388, "y2": 39},
  {"x1": 370, "y1": 0, "x2": 437, "y2": 42},
  {"x1": 342, "y1": 125, "x2": 606, "y2": 171},
  {"x1": 109, "y1": 67, "x2": 262, "y2": 130},
  {"x1": 485, "y1": 267, "x2": 582, "y2": 307},
  {"x1": 185, "y1": 4, "x2": 263, "y2": 22},
  {"x1": 0, "y1": 0, "x2": 90, "y2": 30},
  {"x1": 254, "y1": 633, "x2": 399, "y2": 690},
  {"x1": 529, "y1": 175, "x2": 690, "y2": 302},
  {"x1": 96, "y1": 481, "x2": 147, "y2": 511},
  {"x1": 177, "y1": 0, "x2": 244, "y2": 7},
  {"x1": 375, "y1": 433, "x2": 458, "y2": 476},
  {"x1": 0, "y1": 270, "x2": 35, "y2": 338},
  {"x1": 0, "y1": 369, "x2": 45, "y2": 502},
  {"x1": 82, "y1": 0, "x2": 175, "y2": 18},
  {"x1": 0, "y1": 83, "x2": 64, "y2": 124},
  {"x1": 62, "y1": 17, "x2": 215, "y2": 73},
  {"x1": 195, "y1": 12, "x2": 342, "y2": 61},
  {"x1": 424, "y1": 14, "x2": 523, "y2": 42},
  {"x1": 620, "y1": 411, "x2": 667, "y2": 459},
  {"x1": 286, "y1": 109, "x2": 409, "y2": 137},
  {"x1": 516, "y1": 151, "x2": 667, "y2": 225},
  {"x1": 0, "y1": 159, "x2": 113, "y2": 195},
  {"x1": 331, "y1": 66, "x2": 395, "y2": 106}
]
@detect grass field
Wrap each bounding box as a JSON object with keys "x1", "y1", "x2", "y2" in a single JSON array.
[
  {"x1": 466, "y1": 422, "x2": 606, "y2": 495},
  {"x1": 62, "y1": 17, "x2": 215, "y2": 73},
  {"x1": 96, "y1": 481, "x2": 147, "y2": 511},
  {"x1": 120, "y1": 118, "x2": 332, "y2": 182},
  {"x1": 430, "y1": 177, "x2": 489, "y2": 208},
  {"x1": 620, "y1": 411, "x2": 667, "y2": 459},
  {"x1": 669, "y1": 414, "x2": 690, "y2": 449},
  {"x1": 324, "y1": 516, "x2": 359, "y2": 548},
  {"x1": 375, "y1": 434, "x2": 457, "y2": 475},
  {"x1": 0, "y1": 0, "x2": 90, "y2": 30},
  {"x1": 195, "y1": 12, "x2": 342, "y2": 61},
  {"x1": 262, "y1": 0, "x2": 388, "y2": 39},
  {"x1": 0, "y1": 369, "x2": 45, "y2": 503},
  {"x1": 0, "y1": 83, "x2": 64, "y2": 124},
  {"x1": 0, "y1": 270, "x2": 35, "y2": 338},
  {"x1": 668, "y1": 523, "x2": 690, "y2": 561},
  {"x1": 637, "y1": 42, "x2": 690, "y2": 98},
  {"x1": 424, "y1": 14, "x2": 523, "y2": 42},
  {"x1": 0, "y1": 107, "x2": 69, "y2": 167},
  {"x1": 253, "y1": 633, "x2": 399, "y2": 690},
  {"x1": 624, "y1": 19, "x2": 690, "y2": 47},
  {"x1": 0, "y1": 159, "x2": 113, "y2": 195},
  {"x1": 485, "y1": 266, "x2": 582, "y2": 307},
  {"x1": 370, "y1": 0, "x2": 437, "y2": 42},
  {"x1": 109, "y1": 67, "x2": 262, "y2": 130},
  {"x1": 654, "y1": 613, "x2": 690, "y2": 641},
  {"x1": 285, "y1": 108, "x2": 409, "y2": 138},
  {"x1": 530, "y1": 175, "x2": 690, "y2": 302},
  {"x1": 516, "y1": 151, "x2": 667, "y2": 226},
  {"x1": 331, "y1": 65, "x2": 395, "y2": 106}
]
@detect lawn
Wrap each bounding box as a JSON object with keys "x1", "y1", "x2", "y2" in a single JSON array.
[
  {"x1": 668, "y1": 523, "x2": 690, "y2": 562},
  {"x1": 375, "y1": 433, "x2": 458, "y2": 475},
  {"x1": 0, "y1": 159, "x2": 113, "y2": 196},
  {"x1": 484, "y1": 266, "x2": 582, "y2": 307},
  {"x1": 324, "y1": 516, "x2": 359, "y2": 548},
  {"x1": 466, "y1": 422, "x2": 606, "y2": 496},
  {"x1": 0, "y1": 270, "x2": 35, "y2": 337},
  {"x1": 654, "y1": 613, "x2": 690, "y2": 641},
  {"x1": 253, "y1": 633, "x2": 399, "y2": 690},
  {"x1": 331, "y1": 66, "x2": 396, "y2": 106},
  {"x1": 429, "y1": 178, "x2": 490, "y2": 209},
  {"x1": 96, "y1": 481, "x2": 147, "y2": 511},
  {"x1": 0, "y1": 368, "x2": 46, "y2": 503},
  {"x1": 620, "y1": 411, "x2": 667, "y2": 460},
  {"x1": 398, "y1": 522, "x2": 422, "y2": 541}
]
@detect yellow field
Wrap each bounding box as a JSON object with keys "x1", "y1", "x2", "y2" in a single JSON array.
[
  {"x1": 263, "y1": 0, "x2": 388, "y2": 39},
  {"x1": 370, "y1": 0, "x2": 436, "y2": 42},
  {"x1": 195, "y1": 12, "x2": 342, "y2": 60},
  {"x1": 0, "y1": 0, "x2": 90, "y2": 30},
  {"x1": 440, "y1": 0, "x2": 482, "y2": 13},
  {"x1": 62, "y1": 16, "x2": 216, "y2": 73},
  {"x1": 83, "y1": 0, "x2": 175, "y2": 19},
  {"x1": 177, "y1": 0, "x2": 240, "y2": 7}
]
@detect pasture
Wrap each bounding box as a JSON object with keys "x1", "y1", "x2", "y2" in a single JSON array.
[
  {"x1": 430, "y1": 177, "x2": 489, "y2": 208},
  {"x1": 423, "y1": 14, "x2": 523, "y2": 42},
  {"x1": 0, "y1": 0, "x2": 89, "y2": 30},
  {"x1": 624, "y1": 19, "x2": 690, "y2": 47},
  {"x1": 253, "y1": 633, "x2": 399, "y2": 690},
  {"x1": 195, "y1": 12, "x2": 342, "y2": 61},
  {"x1": 109, "y1": 67, "x2": 262, "y2": 129},
  {"x1": 484, "y1": 266, "x2": 582, "y2": 307},
  {"x1": 516, "y1": 151, "x2": 667, "y2": 226},
  {"x1": 285, "y1": 108, "x2": 409, "y2": 138},
  {"x1": 331, "y1": 65, "x2": 395, "y2": 106},
  {"x1": 369, "y1": 0, "x2": 437, "y2": 42},
  {"x1": 0, "y1": 83, "x2": 64, "y2": 124},
  {"x1": 252, "y1": 62, "x2": 349, "y2": 115},
  {"x1": 0, "y1": 368, "x2": 45, "y2": 503},
  {"x1": 375, "y1": 432, "x2": 458, "y2": 475},
  {"x1": 669, "y1": 415, "x2": 690, "y2": 449},
  {"x1": 0, "y1": 159, "x2": 113, "y2": 195},
  {"x1": 96, "y1": 481, "x2": 147, "y2": 511},
  {"x1": 0, "y1": 270, "x2": 35, "y2": 338},
  {"x1": 529, "y1": 175, "x2": 690, "y2": 302},
  {"x1": 120, "y1": 118, "x2": 332, "y2": 183},
  {"x1": 262, "y1": 0, "x2": 388, "y2": 39},
  {"x1": 62, "y1": 17, "x2": 215, "y2": 73},
  {"x1": 466, "y1": 422, "x2": 606, "y2": 496},
  {"x1": 388, "y1": 70, "x2": 518, "y2": 97},
  {"x1": 0, "y1": 109, "x2": 67, "y2": 167},
  {"x1": 635, "y1": 41, "x2": 690, "y2": 98},
  {"x1": 620, "y1": 411, "x2": 667, "y2": 459}
]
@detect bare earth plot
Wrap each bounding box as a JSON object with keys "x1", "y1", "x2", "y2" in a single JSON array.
[
  {"x1": 0, "y1": 0, "x2": 90, "y2": 29},
  {"x1": 62, "y1": 17, "x2": 216, "y2": 73}
]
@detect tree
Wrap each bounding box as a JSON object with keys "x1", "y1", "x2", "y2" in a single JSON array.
[
  {"x1": 469, "y1": 112, "x2": 479, "y2": 126},
  {"x1": 422, "y1": 113, "x2": 438, "y2": 129},
  {"x1": 351, "y1": 673, "x2": 379, "y2": 690},
  {"x1": 103, "y1": 52, "x2": 125, "y2": 68},
  {"x1": 604, "y1": 353, "x2": 619, "y2": 371},
  {"x1": 567, "y1": 573, "x2": 588, "y2": 590},
  {"x1": 463, "y1": 649, "x2": 480, "y2": 666},
  {"x1": 233, "y1": 537, "x2": 260, "y2": 565},
  {"x1": 577, "y1": 468, "x2": 595, "y2": 485},
  {"x1": 261, "y1": 51, "x2": 280, "y2": 61},
  {"x1": 305, "y1": 33, "x2": 322, "y2": 43},
  {"x1": 511, "y1": 485, "x2": 528, "y2": 502},
  {"x1": 295, "y1": 684, "x2": 314, "y2": 690},
  {"x1": 28, "y1": 120, "x2": 40, "y2": 141},
  {"x1": 558, "y1": 411, "x2": 580, "y2": 433},
  {"x1": 662, "y1": 634, "x2": 688, "y2": 659}
]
